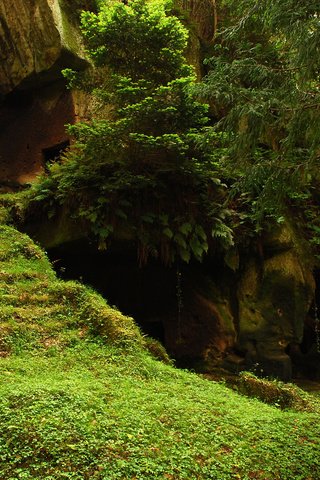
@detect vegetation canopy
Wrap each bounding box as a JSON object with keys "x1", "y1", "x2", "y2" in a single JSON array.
[
  {"x1": 31, "y1": 0, "x2": 233, "y2": 265},
  {"x1": 196, "y1": 0, "x2": 320, "y2": 248}
]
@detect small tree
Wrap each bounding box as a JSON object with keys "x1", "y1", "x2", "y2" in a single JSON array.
[{"x1": 32, "y1": 0, "x2": 233, "y2": 264}]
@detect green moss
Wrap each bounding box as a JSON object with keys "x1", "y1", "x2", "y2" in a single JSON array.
[
  {"x1": 143, "y1": 336, "x2": 173, "y2": 364},
  {"x1": 0, "y1": 224, "x2": 143, "y2": 354},
  {"x1": 237, "y1": 372, "x2": 319, "y2": 413}
]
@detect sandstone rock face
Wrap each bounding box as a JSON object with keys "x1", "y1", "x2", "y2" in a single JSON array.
[
  {"x1": 0, "y1": 0, "x2": 86, "y2": 97},
  {"x1": 162, "y1": 269, "x2": 236, "y2": 369},
  {"x1": 237, "y1": 225, "x2": 315, "y2": 380},
  {"x1": 0, "y1": 0, "x2": 60, "y2": 95},
  {"x1": 0, "y1": 82, "x2": 74, "y2": 184},
  {"x1": 0, "y1": 0, "x2": 89, "y2": 184}
]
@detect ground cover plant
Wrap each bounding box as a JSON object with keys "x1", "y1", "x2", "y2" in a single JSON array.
[
  {"x1": 0, "y1": 214, "x2": 319, "y2": 479},
  {"x1": 1, "y1": 0, "x2": 320, "y2": 477}
]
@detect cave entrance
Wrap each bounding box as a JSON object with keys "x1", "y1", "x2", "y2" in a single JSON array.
[
  {"x1": 42, "y1": 140, "x2": 70, "y2": 168},
  {"x1": 48, "y1": 241, "x2": 177, "y2": 346}
]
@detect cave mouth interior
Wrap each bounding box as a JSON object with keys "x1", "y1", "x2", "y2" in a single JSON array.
[
  {"x1": 47, "y1": 241, "x2": 320, "y2": 379},
  {"x1": 42, "y1": 140, "x2": 70, "y2": 169},
  {"x1": 48, "y1": 240, "x2": 177, "y2": 345}
]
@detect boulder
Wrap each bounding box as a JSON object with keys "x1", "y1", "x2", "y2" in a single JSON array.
[
  {"x1": 163, "y1": 268, "x2": 236, "y2": 370},
  {"x1": 237, "y1": 225, "x2": 315, "y2": 380},
  {"x1": 0, "y1": 0, "x2": 86, "y2": 97}
]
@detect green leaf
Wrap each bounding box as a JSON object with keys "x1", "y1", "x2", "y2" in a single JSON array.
[
  {"x1": 179, "y1": 248, "x2": 190, "y2": 263},
  {"x1": 174, "y1": 233, "x2": 187, "y2": 249},
  {"x1": 179, "y1": 222, "x2": 192, "y2": 235},
  {"x1": 163, "y1": 227, "x2": 173, "y2": 239}
]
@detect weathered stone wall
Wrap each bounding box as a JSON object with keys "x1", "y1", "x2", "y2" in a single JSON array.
[
  {"x1": 0, "y1": 0, "x2": 86, "y2": 97},
  {"x1": 0, "y1": 0, "x2": 89, "y2": 184},
  {"x1": 0, "y1": 83, "x2": 74, "y2": 184},
  {"x1": 237, "y1": 226, "x2": 315, "y2": 380},
  {"x1": 0, "y1": 0, "x2": 61, "y2": 96}
]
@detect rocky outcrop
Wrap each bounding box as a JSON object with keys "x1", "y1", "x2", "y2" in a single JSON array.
[
  {"x1": 0, "y1": 82, "x2": 74, "y2": 184},
  {"x1": 0, "y1": 0, "x2": 86, "y2": 97},
  {"x1": 0, "y1": 0, "x2": 90, "y2": 184},
  {"x1": 237, "y1": 225, "x2": 315, "y2": 380}
]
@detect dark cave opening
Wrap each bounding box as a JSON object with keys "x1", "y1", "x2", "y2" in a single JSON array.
[
  {"x1": 42, "y1": 140, "x2": 70, "y2": 167},
  {"x1": 46, "y1": 239, "x2": 237, "y2": 372},
  {"x1": 48, "y1": 241, "x2": 177, "y2": 346}
]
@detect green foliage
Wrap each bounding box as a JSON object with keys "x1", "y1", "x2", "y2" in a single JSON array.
[
  {"x1": 196, "y1": 0, "x2": 320, "y2": 244},
  {"x1": 0, "y1": 206, "x2": 320, "y2": 480},
  {"x1": 143, "y1": 336, "x2": 173, "y2": 364},
  {"x1": 0, "y1": 347, "x2": 319, "y2": 480},
  {"x1": 80, "y1": 0, "x2": 190, "y2": 84},
  {"x1": 0, "y1": 191, "x2": 30, "y2": 226},
  {"x1": 30, "y1": 0, "x2": 233, "y2": 264}
]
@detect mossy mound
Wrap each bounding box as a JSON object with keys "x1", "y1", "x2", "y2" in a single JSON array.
[
  {"x1": 0, "y1": 224, "x2": 143, "y2": 355},
  {"x1": 236, "y1": 372, "x2": 319, "y2": 412}
]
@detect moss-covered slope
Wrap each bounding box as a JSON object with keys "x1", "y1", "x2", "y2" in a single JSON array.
[
  {"x1": 0, "y1": 224, "x2": 142, "y2": 355},
  {"x1": 0, "y1": 223, "x2": 319, "y2": 479}
]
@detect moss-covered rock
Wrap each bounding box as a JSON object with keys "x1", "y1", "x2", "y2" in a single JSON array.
[
  {"x1": 236, "y1": 372, "x2": 319, "y2": 412},
  {"x1": 237, "y1": 225, "x2": 315, "y2": 380}
]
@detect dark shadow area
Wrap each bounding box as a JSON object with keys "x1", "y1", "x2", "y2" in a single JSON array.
[
  {"x1": 48, "y1": 240, "x2": 176, "y2": 346},
  {"x1": 288, "y1": 269, "x2": 320, "y2": 380},
  {"x1": 42, "y1": 140, "x2": 70, "y2": 167},
  {"x1": 0, "y1": 81, "x2": 74, "y2": 184}
]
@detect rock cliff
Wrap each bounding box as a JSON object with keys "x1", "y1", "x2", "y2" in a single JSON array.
[
  {"x1": 0, "y1": 0, "x2": 319, "y2": 380},
  {"x1": 0, "y1": 0, "x2": 86, "y2": 96},
  {"x1": 0, "y1": 0, "x2": 89, "y2": 184}
]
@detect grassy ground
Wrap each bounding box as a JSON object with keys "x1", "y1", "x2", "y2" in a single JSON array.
[{"x1": 0, "y1": 221, "x2": 320, "y2": 479}]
